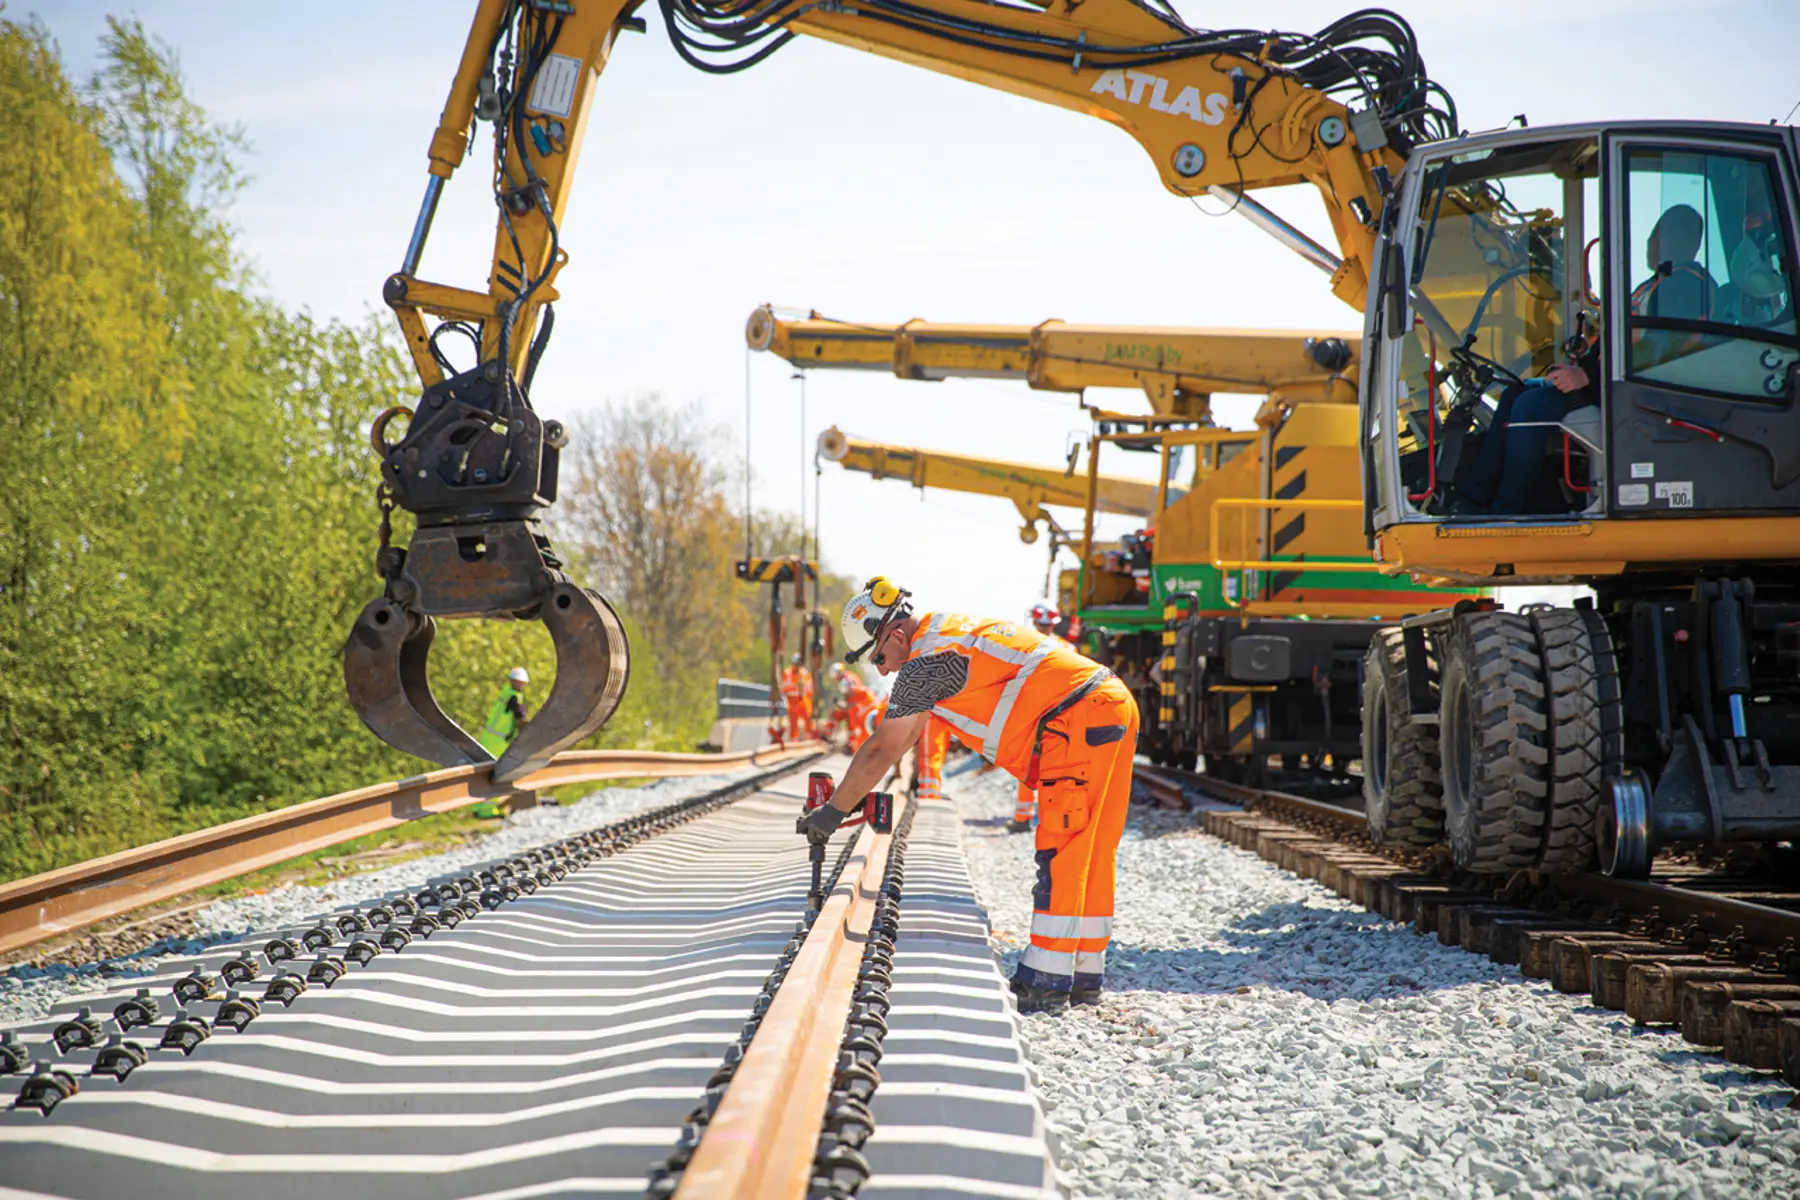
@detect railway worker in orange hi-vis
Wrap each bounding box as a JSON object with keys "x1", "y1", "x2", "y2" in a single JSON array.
[
  {"x1": 1009, "y1": 602, "x2": 1073, "y2": 833},
  {"x1": 801, "y1": 576, "x2": 1138, "y2": 1014},
  {"x1": 840, "y1": 668, "x2": 879, "y2": 753},
  {"x1": 914, "y1": 716, "x2": 952, "y2": 802},
  {"x1": 779, "y1": 653, "x2": 815, "y2": 740}
]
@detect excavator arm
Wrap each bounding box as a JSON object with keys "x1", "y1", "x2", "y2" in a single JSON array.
[
  {"x1": 747, "y1": 305, "x2": 1360, "y2": 422},
  {"x1": 347, "y1": 1, "x2": 1447, "y2": 775},
  {"x1": 345, "y1": 0, "x2": 641, "y2": 782},
  {"x1": 816, "y1": 426, "x2": 1160, "y2": 547}
]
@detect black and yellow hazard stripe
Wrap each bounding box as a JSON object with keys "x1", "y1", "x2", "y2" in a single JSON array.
[
  {"x1": 1269, "y1": 441, "x2": 1308, "y2": 597},
  {"x1": 1159, "y1": 602, "x2": 1180, "y2": 722},
  {"x1": 736, "y1": 557, "x2": 819, "y2": 584},
  {"x1": 1227, "y1": 693, "x2": 1255, "y2": 755}
]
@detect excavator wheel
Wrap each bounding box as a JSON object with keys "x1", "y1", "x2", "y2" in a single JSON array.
[
  {"x1": 1361, "y1": 628, "x2": 1444, "y2": 848},
  {"x1": 1438, "y1": 612, "x2": 1550, "y2": 872},
  {"x1": 1528, "y1": 609, "x2": 1607, "y2": 873}
]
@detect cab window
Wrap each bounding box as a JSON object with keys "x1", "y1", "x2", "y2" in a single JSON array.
[{"x1": 1621, "y1": 147, "x2": 1798, "y2": 401}]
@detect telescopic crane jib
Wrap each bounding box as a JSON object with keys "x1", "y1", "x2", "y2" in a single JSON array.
[{"x1": 814, "y1": 425, "x2": 1162, "y2": 548}]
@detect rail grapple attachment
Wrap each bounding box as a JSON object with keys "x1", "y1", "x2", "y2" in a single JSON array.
[{"x1": 344, "y1": 360, "x2": 630, "y2": 782}]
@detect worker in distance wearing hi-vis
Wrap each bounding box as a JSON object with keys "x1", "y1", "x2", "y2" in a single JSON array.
[
  {"x1": 801, "y1": 577, "x2": 1137, "y2": 1014},
  {"x1": 779, "y1": 652, "x2": 815, "y2": 741},
  {"x1": 477, "y1": 667, "x2": 531, "y2": 758}
]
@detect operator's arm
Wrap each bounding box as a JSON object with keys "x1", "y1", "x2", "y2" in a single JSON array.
[{"x1": 829, "y1": 710, "x2": 928, "y2": 813}]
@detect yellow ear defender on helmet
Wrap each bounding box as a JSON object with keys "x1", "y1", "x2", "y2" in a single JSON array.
[{"x1": 867, "y1": 577, "x2": 900, "y2": 608}]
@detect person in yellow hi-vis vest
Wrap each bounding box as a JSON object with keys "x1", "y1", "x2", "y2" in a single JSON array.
[{"x1": 478, "y1": 667, "x2": 531, "y2": 757}]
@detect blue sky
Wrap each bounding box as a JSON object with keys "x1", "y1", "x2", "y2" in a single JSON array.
[{"x1": 37, "y1": 1, "x2": 1800, "y2": 619}]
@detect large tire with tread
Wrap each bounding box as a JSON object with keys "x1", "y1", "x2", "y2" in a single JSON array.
[
  {"x1": 1439, "y1": 612, "x2": 1550, "y2": 871},
  {"x1": 1361, "y1": 627, "x2": 1444, "y2": 847},
  {"x1": 1530, "y1": 609, "x2": 1604, "y2": 873}
]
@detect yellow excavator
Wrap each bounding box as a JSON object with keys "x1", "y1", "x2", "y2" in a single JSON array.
[
  {"x1": 751, "y1": 308, "x2": 1474, "y2": 778},
  {"x1": 356, "y1": 2, "x2": 1799, "y2": 881},
  {"x1": 348, "y1": 0, "x2": 1455, "y2": 781}
]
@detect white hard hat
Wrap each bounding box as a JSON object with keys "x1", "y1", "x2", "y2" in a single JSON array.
[
  {"x1": 842, "y1": 576, "x2": 912, "y2": 664},
  {"x1": 509, "y1": 667, "x2": 530, "y2": 684}
]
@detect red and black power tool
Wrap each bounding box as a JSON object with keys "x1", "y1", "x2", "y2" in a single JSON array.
[
  {"x1": 802, "y1": 772, "x2": 893, "y2": 833},
  {"x1": 799, "y1": 772, "x2": 894, "y2": 911}
]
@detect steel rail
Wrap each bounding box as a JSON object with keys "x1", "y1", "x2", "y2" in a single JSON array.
[
  {"x1": 0, "y1": 742, "x2": 824, "y2": 956},
  {"x1": 675, "y1": 792, "x2": 910, "y2": 1199},
  {"x1": 1143, "y1": 763, "x2": 1800, "y2": 948},
  {"x1": 1140, "y1": 763, "x2": 1369, "y2": 833}
]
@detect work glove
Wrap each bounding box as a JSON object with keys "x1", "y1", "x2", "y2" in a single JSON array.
[{"x1": 798, "y1": 803, "x2": 849, "y2": 845}]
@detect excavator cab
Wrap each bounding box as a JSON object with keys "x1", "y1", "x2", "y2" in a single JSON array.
[{"x1": 1365, "y1": 122, "x2": 1800, "y2": 542}]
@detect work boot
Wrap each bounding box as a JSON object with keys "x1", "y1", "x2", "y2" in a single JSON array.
[
  {"x1": 1009, "y1": 977, "x2": 1069, "y2": 1015},
  {"x1": 1005, "y1": 818, "x2": 1032, "y2": 834},
  {"x1": 1070, "y1": 984, "x2": 1103, "y2": 1007}
]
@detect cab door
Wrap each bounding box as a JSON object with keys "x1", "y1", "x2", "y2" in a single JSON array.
[{"x1": 1603, "y1": 127, "x2": 1800, "y2": 516}]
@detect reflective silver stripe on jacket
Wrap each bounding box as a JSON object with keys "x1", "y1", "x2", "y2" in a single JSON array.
[{"x1": 913, "y1": 615, "x2": 1056, "y2": 763}]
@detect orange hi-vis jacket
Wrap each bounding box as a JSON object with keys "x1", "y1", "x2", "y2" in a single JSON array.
[
  {"x1": 780, "y1": 665, "x2": 814, "y2": 704},
  {"x1": 843, "y1": 675, "x2": 875, "y2": 719},
  {"x1": 903, "y1": 612, "x2": 1106, "y2": 780}
]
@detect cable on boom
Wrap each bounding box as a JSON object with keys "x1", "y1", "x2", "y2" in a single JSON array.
[{"x1": 655, "y1": 2, "x2": 1457, "y2": 148}]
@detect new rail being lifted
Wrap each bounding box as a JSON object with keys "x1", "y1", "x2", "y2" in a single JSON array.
[{"x1": 0, "y1": 757, "x2": 1057, "y2": 1199}]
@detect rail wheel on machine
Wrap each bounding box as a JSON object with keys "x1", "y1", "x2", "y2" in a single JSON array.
[
  {"x1": 1439, "y1": 611, "x2": 1551, "y2": 871},
  {"x1": 1361, "y1": 627, "x2": 1444, "y2": 847}
]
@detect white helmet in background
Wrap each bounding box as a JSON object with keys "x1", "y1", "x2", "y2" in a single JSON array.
[
  {"x1": 508, "y1": 667, "x2": 530, "y2": 684},
  {"x1": 842, "y1": 576, "x2": 912, "y2": 664}
]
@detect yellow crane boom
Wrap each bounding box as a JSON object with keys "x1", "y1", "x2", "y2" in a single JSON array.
[
  {"x1": 816, "y1": 426, "x2": 1158, "y2": 546},
  {"x1": 748, "y1": 306, "x2": 1358, "y2": 421}
]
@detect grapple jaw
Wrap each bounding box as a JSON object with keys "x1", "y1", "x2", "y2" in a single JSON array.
[
  {"x1": 492, "y1": 583, "x2": 629, "y2": 782},
  {"x1": 344, "y1": 600, "x2": 490, "y2": 769},
  {"x1": 344, "y1": 360, "x2": 630, "y2": 779}
]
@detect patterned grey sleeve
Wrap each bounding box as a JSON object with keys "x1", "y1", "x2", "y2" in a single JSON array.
[{"x1": 886, "y1": 653, "x2": 970, "y2": 717}]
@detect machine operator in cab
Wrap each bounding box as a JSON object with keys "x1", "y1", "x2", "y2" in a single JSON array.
[
  {"x1": 802, "y1": 577, "x2": 1137, "y2": 1014},
  {"x1": 1454, "y1": 203, "x2": 1716, "y2": 516}
]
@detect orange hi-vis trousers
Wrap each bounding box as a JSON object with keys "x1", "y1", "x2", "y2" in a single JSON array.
[
  {"x1": 1013, "y1": 675, "x2": 1139, "y2": 995},
  {"x1": 784, "y1": 699, "x2": 813, "y2": 741},
  {"x1": 916, "y1": 718, "x2": 950, "y2": 801}
]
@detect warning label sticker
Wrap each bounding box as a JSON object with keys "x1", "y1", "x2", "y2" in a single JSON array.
[
  {"x1": 528, "y1": 53, "x2": 582, "y2": 118},
  {"x1": 1655, "y1": 481, "x2": 1694, "y2": 508},
  {"x1": 1618, "y1": 483, "x2": 1650, "y2": 506},
  {"x1": 1631, "y1": 462, "x2": 1655, "y2": 479}
]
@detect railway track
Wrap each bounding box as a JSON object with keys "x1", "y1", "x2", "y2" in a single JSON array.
[
  {"x1": 0, "y1": 757, "x2": 1057, "y2": 1199},
  {"x1": 1137, "y1": 764, "x2": 1800, "y2": 1089}
]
